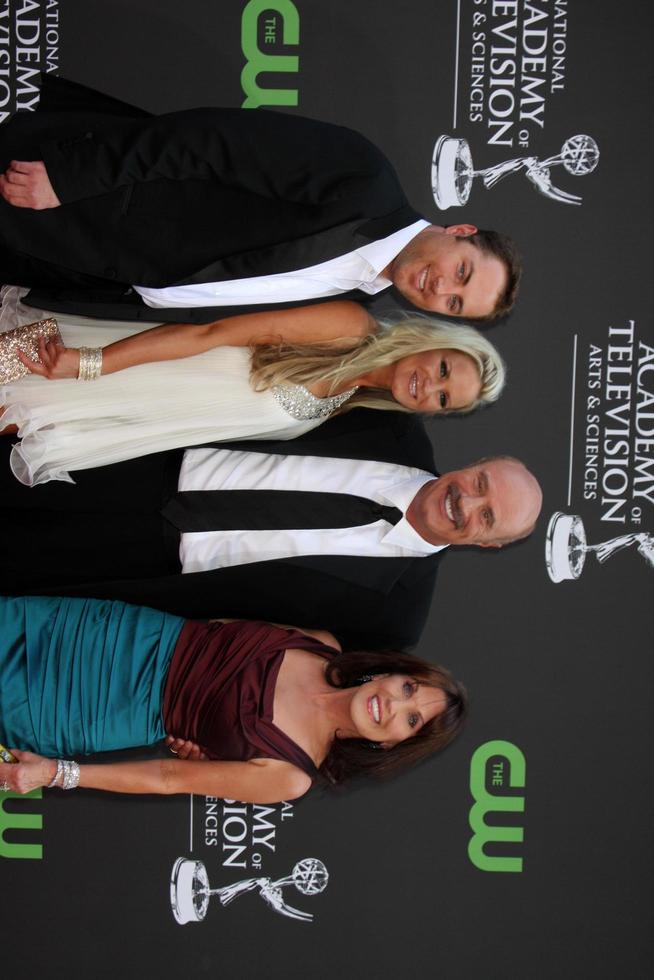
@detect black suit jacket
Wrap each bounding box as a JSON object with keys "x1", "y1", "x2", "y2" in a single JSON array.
[
  {"x1": 34, "y1": 410, "x2": 443, "y2": 650},
  {"x1": 0, "y1": 77, "x2": 422, "y2": 323}
]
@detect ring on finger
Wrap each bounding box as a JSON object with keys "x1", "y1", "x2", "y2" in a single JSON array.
[{"x1": 0, "y1": 781, "x2": 10, "y2": 792}]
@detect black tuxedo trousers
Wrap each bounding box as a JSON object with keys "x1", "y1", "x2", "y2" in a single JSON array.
[{"x1": 1, "y1": 442, "x2": 182, "y2": 591}]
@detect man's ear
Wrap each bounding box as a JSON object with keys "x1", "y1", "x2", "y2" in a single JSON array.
[{"x1": 444, "y1": 223, "x2": 478, "y2": 238}]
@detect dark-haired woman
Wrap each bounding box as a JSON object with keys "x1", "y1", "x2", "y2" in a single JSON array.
[{"x1": 0, "y1": 595, "x2": 466, "y2": 803}]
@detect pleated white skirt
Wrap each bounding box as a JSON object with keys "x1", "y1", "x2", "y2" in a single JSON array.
[{"x1": 0, "y1": 287, "x2": 319, "y2": 485}]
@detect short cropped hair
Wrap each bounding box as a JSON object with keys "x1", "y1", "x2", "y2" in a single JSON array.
[{"x1": 458, "y1": 228, "x2": 523, "y2": 321}]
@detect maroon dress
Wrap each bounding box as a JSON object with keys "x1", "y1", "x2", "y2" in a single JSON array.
[{"x1": 162, "y1": 620, "x2": 337, "y2": 780}]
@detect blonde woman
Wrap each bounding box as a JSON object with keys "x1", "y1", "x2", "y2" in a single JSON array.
[{"x1": 0, "y1": 285, "x2": 505, "y2": 486}]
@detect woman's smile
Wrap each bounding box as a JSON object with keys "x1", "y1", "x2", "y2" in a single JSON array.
[
  {"x1": 391, "y1": 348, "x2": 482, "y2": 413},
  {"x1": 367, "y1": 694, "x2": 382, "y2": 723}
]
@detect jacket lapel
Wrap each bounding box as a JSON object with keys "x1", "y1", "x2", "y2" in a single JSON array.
[
  {"x1": 179, "y1": 205, "x2": 423, "y2": 285},
  {"x1": 179, "y1": 219, "x2": 366, "y2": 285}
]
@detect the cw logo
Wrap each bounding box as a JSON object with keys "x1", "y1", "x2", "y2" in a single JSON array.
[
  {"x1": 468, "y1": 740, "x2": 525, "y2": 873},
  {"x1": 0, "y1": 788, "x2": 43, "y2": 860},
  {"x1": 241, "y1": 0, "x2": 300, "y2": 109}
]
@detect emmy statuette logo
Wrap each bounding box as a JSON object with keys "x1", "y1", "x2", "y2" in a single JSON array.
[
  {"x1": 545, "y1": 512, "x2": 654, "y2": 583},
  {"x1": 170, "y1": 856, "x2": 329, "y2": 925},
  {"x1": 431, "y1": 134, "x2": 599, "y2": 209}
]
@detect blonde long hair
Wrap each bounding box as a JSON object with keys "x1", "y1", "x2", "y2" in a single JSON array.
[{"x1": 250, "y1": 315, "x2": 506, "y2": 414}]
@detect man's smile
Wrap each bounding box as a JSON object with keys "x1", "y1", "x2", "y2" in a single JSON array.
[{"x1": 443, "y1": 485, "x2": 463, "y2": 530}]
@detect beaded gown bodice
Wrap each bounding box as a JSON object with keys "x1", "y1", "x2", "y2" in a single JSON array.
[{"x1": 271, "y1": 383, "x2": 358, "y2": 420}]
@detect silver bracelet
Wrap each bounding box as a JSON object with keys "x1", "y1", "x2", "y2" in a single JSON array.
[
  {"x1": 47, "y1": 758, "x2": 64, "y2": 788},
  {"x1": 48, "y1": 759, "x2": 80, "y2": 790},
  {"x1": 77, "y1": 347, "x2": 103, "y2": 381},
  {"x1": 61, "y1": 760, "x2": 81, "y2": 790}
]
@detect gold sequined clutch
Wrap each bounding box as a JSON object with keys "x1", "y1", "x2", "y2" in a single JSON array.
[{"x1": 0, "y1": 318, "x2": 62, "y2": 384}]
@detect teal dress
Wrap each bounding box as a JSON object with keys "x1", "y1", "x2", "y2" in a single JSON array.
[{"x1": 0, "y1": 596, "x2": 185, "y2": 756}]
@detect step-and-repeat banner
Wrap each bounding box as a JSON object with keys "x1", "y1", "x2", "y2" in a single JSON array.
[{"x1": 2, "y1": 2, "x2": 652, "y2": 978}]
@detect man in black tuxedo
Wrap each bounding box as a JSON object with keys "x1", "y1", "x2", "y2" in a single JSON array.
[
  {"x1": 0, "y1": 411, "x2": 541, "y2": 649},
  {"x1": 0, "y1": 77, "x2": 521, "y2": 326}
]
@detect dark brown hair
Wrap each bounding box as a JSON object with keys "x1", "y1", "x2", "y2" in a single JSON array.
[
  {"x1": 459, "y1": 228, "x2": 523, "y2": 321},
  {"x1": 319, "y1": 650, "x2": 468, "y2": 785}
]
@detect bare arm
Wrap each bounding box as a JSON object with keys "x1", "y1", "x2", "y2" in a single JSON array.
[
  {"x1": 19, "y1": 300, "x2": 375, "y2": 380},
  {"x1": 1, "y1": 750, "x2": 312, "y2": 805}
]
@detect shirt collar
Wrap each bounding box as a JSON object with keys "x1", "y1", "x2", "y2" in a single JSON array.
[
  {"x1": 356, "y1": 219, "x2": 430, "y2": 281},
  {"x1": 379, "y1": 473, "x2": 448, "y2": 555}
]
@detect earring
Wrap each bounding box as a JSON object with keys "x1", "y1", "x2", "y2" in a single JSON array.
[
  {"x1": 357, "y1": 674, "x2": 374, "y2": 685},
  {"x1": 367, "y1": 741, "x2": 382, "y2": 750}
]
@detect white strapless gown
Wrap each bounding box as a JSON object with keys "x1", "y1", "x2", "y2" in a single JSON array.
[{"x1": 0, "y1": 287, "x2": 351, "y2": 486}]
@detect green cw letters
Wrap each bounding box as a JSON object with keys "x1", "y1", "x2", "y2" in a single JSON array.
[
  {"x1": 241, "y1": 0, "x2": 299, "y2": 109},
  {"x1": 0, "y1": 789, "x2": 43, "y2": 860},
  {"x1": 468, "y1": 740, "x2": 525, "y2": 873}
]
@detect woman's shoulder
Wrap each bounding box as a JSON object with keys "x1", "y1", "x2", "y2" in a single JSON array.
[
  {"x1": 292, "y1": 627, "x2": 341, "y2": 652},
  {"x1": 295, "y1": 300, "x2": 375, "y2": 341}
]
